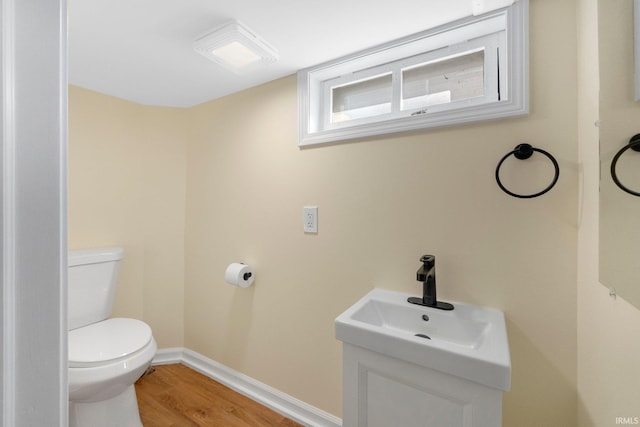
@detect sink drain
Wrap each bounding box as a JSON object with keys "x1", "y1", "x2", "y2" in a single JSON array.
[{"x1": 414, "y1": 333, "x2": 431, "y2": 340}]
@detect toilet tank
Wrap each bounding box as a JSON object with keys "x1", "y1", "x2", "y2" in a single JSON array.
[{"x1": 68, "y1": 247, "x2": 124, "y2": 331}]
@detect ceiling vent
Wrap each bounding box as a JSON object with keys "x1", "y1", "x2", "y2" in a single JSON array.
[{"x1": 194, "y1": 21, "x2": 279, "y2": 75}]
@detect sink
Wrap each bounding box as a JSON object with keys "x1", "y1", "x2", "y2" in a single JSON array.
[{"x1": 335, "y1": 288, "x2": 511, "y2": 391}]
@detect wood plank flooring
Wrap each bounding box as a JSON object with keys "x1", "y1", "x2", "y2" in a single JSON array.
[{"x1": 135, "y1": 363, "x2": 302, "y2": 427}]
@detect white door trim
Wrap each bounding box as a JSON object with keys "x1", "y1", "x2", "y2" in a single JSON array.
[
  {"x1": 2, "y1": 0, "x2": 18, "y2": 423},
  {"x1": 2, "y1": 0, "x2": 68, "y2": 425}
]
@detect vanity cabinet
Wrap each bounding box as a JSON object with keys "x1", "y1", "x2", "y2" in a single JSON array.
[{"x1": 342, "y1": 343, "x2": 504, "y2": 427}]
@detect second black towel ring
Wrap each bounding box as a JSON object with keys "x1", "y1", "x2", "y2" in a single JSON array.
[
  {"x1": 610, "y1": 134, "x2": 640, "y2": 197},
  {"x1": 495, "y1": 143, "x2": 560, "y2": 199}
]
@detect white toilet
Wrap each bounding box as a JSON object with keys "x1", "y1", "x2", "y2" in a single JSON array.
[{"x1": 68, "y1": 247, "x2": 157, "y2": 427}]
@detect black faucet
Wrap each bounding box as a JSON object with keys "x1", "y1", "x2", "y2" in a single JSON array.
[{"x1": 408, "y1": 255, "x2": 454, "y2": 310}]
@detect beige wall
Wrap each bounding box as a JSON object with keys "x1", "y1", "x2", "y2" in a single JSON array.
[
  {"x1": 184, "y1": 0, "x2": 578, "y2": 424},
  {"x1": 68, "y1": 86, "x2": 187, "y2": 348},
  {"x1": 577, "y1": 1, "x2": 640, "y2": 426},
  {"x1": 69, "y1": 0, "x2": 585, "y2": 425}
]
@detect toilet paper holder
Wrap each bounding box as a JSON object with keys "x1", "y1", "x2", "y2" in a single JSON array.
[
  {"x1": 240, "y1": 262, "x2": 252, "y2": 280},
  {"x1": 225, "y1": 262, "x2": 255, "y2": 288}
]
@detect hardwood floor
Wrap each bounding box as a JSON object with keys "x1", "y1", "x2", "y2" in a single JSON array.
[{"x1": 135, "y1": 364, "x2": 302, "y2": 427}]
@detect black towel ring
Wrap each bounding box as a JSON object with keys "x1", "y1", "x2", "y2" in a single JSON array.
[
  {"x1": 495, "y1": 143, "x2": 560, "y2": 199},
  {"x1": 610, "y1": 134, "x2": 640, "y2": 197}
]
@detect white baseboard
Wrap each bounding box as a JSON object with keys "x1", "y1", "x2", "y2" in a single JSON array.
[{"x1": 153, "y1": 348, "x2": 342, "y2": 427}]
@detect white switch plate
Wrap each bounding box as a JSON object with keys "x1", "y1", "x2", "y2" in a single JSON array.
[{"x1": 303, "y1": 206, "x2": 318, "y2": 233}]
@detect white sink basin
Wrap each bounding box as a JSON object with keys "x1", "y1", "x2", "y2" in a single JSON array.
[{"x1": 335, "y1": 288, "x2": 511, "y2": 391}]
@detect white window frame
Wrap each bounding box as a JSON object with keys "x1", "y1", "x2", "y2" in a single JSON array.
[
  {"x1": 297, "y1": 0, "x2": 528, "y2": 147},
  {"x1": 323, "y1": 67, "x2": 394, "y2": 129}
]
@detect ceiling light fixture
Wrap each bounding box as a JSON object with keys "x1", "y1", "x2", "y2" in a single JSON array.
[{"x1": 194, "y1": 21, "x2": 279, "y2": 74}]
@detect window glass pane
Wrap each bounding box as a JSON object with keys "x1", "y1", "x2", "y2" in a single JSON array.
[
  {"x1": 331, "y1": 74, "x2": 392, "y2": 123},
  {"x1": 401, "y1": 50, "x2": 485, "y2": 111}
]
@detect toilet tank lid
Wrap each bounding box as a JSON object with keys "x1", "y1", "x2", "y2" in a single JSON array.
[
  {"x1": 68, "y1": 318, "x2": 152, "y2": 367},
  {"x1": 68, "y1": 247, "x2": 124, "y2": 267}
]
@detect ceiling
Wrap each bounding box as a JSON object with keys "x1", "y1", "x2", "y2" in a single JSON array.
[{"x1": 68, "y1": 0, "x2": 492, "y2": 108}]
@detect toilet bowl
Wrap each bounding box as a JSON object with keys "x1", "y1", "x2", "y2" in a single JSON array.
[{"x1": 68, "y1": 248, "x2": 156, "y2": 427}]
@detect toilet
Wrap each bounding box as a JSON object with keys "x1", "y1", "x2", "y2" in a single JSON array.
[{"x1": 68, "y1": 247, "x2": 157, "y2": 427}]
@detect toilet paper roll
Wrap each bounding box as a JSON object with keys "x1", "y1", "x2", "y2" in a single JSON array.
[{"x1": 224, "y1": 263, "x2": 254, "y2": 288}]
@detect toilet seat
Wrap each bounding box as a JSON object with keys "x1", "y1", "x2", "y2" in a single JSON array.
[{"x1": 69, "y1": 318, "x2": 152, "y2": 368}]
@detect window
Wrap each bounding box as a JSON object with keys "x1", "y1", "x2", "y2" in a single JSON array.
[
  {"x1": 400, "y1": 49, "x2": 488, "y2": 111},
  {"x1": 297, "y1": 1, "x2": 528, "y2": 146},
  {"x1": 331, "y1": 73, "x2": 393, "y2": 124}
]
